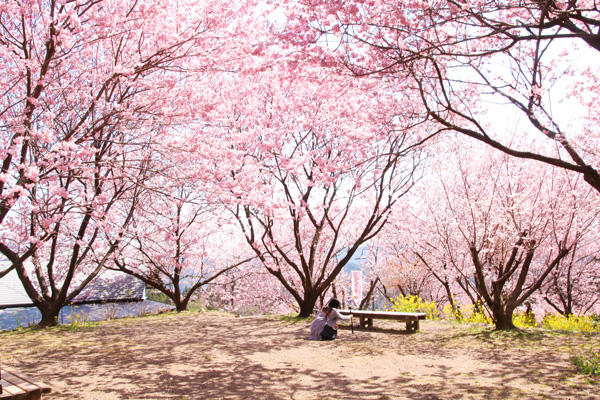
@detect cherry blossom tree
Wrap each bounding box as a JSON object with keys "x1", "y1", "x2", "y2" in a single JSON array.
[
  {"x1": 404, "y1": 139, "x2": 592, "y2": 329},
  {"x1": 537, "y1": 175, "x2": 600, "y2": 316},
  {"x1": 203, "y1": 66, "x2": 425, "y2": 317},
  {"x1": 397, "y1": 195, "x2": 481, "y2": 316},
  {"x1": 352, "y1": 247, "x2": 384, "y2": 310},
  {"x1": 4, "y1": 131, "x2": 150, "y2": 326},
  {"x1": 0, "y1": 262, "x2": 12, "y2": 279},
  {"x1": 285, "y1": 1, "x2": 600, "y2": 195},
  {"x1": 333, "y1": 243, "x2": 441, "y2": 312},
  {"x1": 0, "y1": 0, "x2": 257, "y2": 326},
  {"x1": 111, "y1": 180, "x2": 255, "y2": 312},
  {"x1": 362, "y1": 234, "x2": 445, "y2": 305},
  {"x1": 540, "y1": 245, "x2": 600, "y2": 316},
  {"x1": 199, "y1": 262, "x2": 294, "y2": 315}
]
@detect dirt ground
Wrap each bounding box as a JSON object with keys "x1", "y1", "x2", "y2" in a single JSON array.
[{"x1": 1, "y1": 311, "x2": 598, "y2": 399}]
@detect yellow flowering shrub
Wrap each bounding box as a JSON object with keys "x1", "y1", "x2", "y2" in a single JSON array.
[
  {"x1": 442, "y1": 302, "x2": 493, "y2": 325},
  {"x1": 541, "y1": 313, "x2": 600, "y2": 333},
  {"x1": 387, "y1": 295, "x2": 439, "y2": 320}
]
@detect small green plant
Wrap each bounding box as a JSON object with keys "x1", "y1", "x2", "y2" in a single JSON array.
[
  {"x1": 103, "y1": 303, "x2": 120, "y2": 320},
  {"x1": 64, "y1": 306, "x2": 91, "y2": 331},
  {"x1": 573, "y1": 346, "x2": 600, "y2": 376},
  {"x1": 387, "y1": 295, "x2": 439, "y2": 319},
  {"x1": 541, "y1": 313, "x2": 600, "y2": 333},
  {"x1": 9, "y1": 309, "x2": 38, "y2": 329}
]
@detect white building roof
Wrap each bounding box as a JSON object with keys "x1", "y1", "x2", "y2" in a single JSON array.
[
  {"x1": 0, "y1": 270, "x2": 34, "y2": 308},
  {"x1": 0, "y1": 269, "x2": 145, "y2": 308}
]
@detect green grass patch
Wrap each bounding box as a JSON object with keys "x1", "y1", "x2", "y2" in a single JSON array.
[
  {"x1": 572, "y1": 346, "x2": 600, "y2": 376},
  {"x1": 277, "y1": 313, "x2": 311, "y2": 323}
]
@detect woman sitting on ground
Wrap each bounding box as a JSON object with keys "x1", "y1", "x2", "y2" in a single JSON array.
[{"x1": 309, "y1": 298, "x2": 351, "y2": 341}]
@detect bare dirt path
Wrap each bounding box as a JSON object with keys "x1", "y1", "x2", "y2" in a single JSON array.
[{"x1": 1, "y1": 311, "x2": 598, "y2": 399}]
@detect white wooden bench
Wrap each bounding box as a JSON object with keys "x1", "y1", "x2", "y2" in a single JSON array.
[
  {"x1": 338, "y1": 309, "x2": 427, "y2": 333},
  {"x1": 0, "y1": 368, "x2": 51, "y2": 400}
]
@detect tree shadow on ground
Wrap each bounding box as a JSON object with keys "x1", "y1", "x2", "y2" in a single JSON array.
[
  {"x1": 14, "y1": 314, "x2": 395, "y2": 399},
  {"x1": 338, "y1": 324, "x2": 414, "y2": 335},
  {"x1": 2, "y1": 313, "x2": 598, "y2": 399}
]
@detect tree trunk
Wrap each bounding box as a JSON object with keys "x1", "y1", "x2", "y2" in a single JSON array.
[
  {"x1": 442, "y1": 281, "x2": 461, "y2": 319},
  {"x1": 37, "y1": 303, "x2": 61, "y2": 327},
  {"x1": 174, "y1": 298, "x2": 188, "y2": 312},
  {"x1": 297, "y1": 295, "x2": 318, "y2": 318},
  {"x1": 359, "y1": 278, "x2": 379, "y2": 310},
  {"x1": 492, "y1": 308, "x2": 516, "y2": 330}
]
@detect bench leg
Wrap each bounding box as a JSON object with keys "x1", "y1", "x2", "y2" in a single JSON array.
[
  {"x1": 28, "y1": 391, "x2": 42, "y2": 400},
  {"x1": 359, "y1": 317, "x2": 373, "y2": 328},
  {"x1": 405, "y1": 318, "x2": 419, "y2": 333}
]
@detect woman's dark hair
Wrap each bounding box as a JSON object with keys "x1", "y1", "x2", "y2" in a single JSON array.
[{"x1": 327, "y1": 298, "x2": 341, "y2": 309}]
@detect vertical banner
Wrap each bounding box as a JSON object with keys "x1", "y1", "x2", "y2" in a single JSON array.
[{"x1": 351, "y1": 270, "x2": 363, "y2": 305}]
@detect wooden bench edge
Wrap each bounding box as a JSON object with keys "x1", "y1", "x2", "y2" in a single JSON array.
[
  {"x1": 1, "y1": 368, "x2": 51, "y2": 393},
  {"x1": 338, "y1": 310, "x2": 427, "y2": 318}
]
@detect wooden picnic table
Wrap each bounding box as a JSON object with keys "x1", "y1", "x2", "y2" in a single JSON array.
[
  {"x1": 0, "y1": 368, "x2": 51, "y2": 400},
  {"x1": 338, "y1": 309, "x2": 427, "y2": 333}
]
